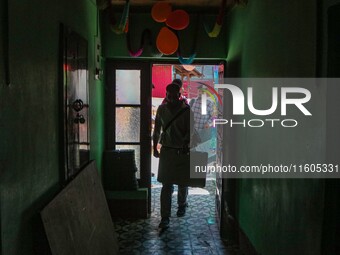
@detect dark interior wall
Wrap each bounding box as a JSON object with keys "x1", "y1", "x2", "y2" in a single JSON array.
[
  {"x1": 102, "y1": 11, "x2": 228, "y2": 59},
  {"x1": 225, "y1": 1, "x2": 329, "y2": 254},
  {"x1": 0, "y1": 0, "x2": 6, "y2": 83},
  {"x1": 0, "y1": 0, "x2": 5, "y2": 252},
  {"x1": 0, "y1": 0, "x2": 103, "y2": 254},
  {"x1": 322, "y1": 1, "x2": 340, "y2": 253},
  {"x1": 319, "y1": 0, "x2": 340, "y2": 75}
]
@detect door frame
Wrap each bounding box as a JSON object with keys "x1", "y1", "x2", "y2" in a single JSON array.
[
  {"x1": 105, "y1": 59, "x2": 228, "y2": 218},
  {"x1": 105, "y1": 60, "x2": 152, "y2": 213}
]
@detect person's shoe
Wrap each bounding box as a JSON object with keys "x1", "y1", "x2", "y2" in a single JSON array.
[
  {"x1": 158, "y1": 217, "x2": 170, "y2": 229},
  {"x1": 177, "y1": 205, "x2": 187, "y2": 217}
]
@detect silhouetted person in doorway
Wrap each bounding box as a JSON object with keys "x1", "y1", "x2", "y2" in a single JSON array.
[
  {"x1": 153, "y1": 83, "x2": 193, "y2": 229},
  {"x1": 161, "y1": 78, "x2": 189, "y2": 105}
]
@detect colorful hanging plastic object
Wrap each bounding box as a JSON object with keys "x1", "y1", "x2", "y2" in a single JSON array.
[
  {"x1": 126, "y1": 30, "x2": 144, "y2": 57},
  {"x1": 204, "y1": 0, "x2": 226, "y2": 38},
  {"x1": 166, "y1": 10, "x2": 190, "y2": 30},
  {"x1": 178, "y1": 52, "x2": 196, "y2": 64},
  {"x1": 176, "y1": 16, "x2": 199, "y2": 64},
  {"x1": 151, "y1": 2, "x2": 172, "y2": 22},
  {"x1": 126, "y1": 29, "x2": 162, "y2": 57},
  {"x1": 110, "y1": 0, "x2": 130, "y2": 35},
  {"x1": 156, "y1": 27, "x2": 179, "y2": 55},
  {"x1": 204, "y1": 23, "x2": 222, "y2": 38}
]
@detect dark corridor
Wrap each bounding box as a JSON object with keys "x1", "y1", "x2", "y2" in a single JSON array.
[{"x1": 1, "y1": 0, "x2": 340, "y2": 255}]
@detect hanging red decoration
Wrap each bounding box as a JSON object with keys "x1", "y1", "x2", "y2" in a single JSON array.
[
  {"x1": 166, "y1": 10, "x2": 190, "y2": 30},
  {"x1": 151, "y1": 2, "x2": 172, "y2": 22},
  {"x1": 156, "y1": 27, "x2": 179, "y2": 55}
]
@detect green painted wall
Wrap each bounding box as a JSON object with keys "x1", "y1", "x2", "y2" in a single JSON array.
[
  {"x1": 102, "y1": 11, "x2": 228, "y2": 59},
  {"x1": 224, "y1": 0, "x2": 336, "y2": 254},
  {"x1": 0, "y1": 0, "x2": 104, "y2": 254},
  {"x1": 227, "y1": 1, "x2": 316, "y2": 77}
]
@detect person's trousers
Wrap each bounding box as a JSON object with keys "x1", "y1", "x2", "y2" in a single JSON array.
[{"x1": 160, "y1": 183, "x2": 188, "y2": 218}]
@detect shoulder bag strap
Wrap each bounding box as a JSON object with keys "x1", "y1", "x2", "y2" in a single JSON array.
[{"x1": 162, "y1": 106, "x2": 189, "y2": 133}]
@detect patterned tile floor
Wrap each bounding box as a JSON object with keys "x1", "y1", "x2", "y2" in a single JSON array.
[{"x1": 113, "y1": 176, "x2": 241, "y2": 255}]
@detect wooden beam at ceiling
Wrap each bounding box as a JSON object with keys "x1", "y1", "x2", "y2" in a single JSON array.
[
  {"x1": 109, "y1": 0, "x2": 241, "y2": 8},
  {"x1": 111, "y1": 0, "x2": 218, "y2": 7}
]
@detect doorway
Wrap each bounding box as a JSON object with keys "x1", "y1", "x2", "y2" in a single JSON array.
[
  {"x1": 151, "y1": 63, "x2": 224, "y2": 177},
  {"x1": 104, "y1": 60, "x2": 226, "y2": 225},
  {"x1": 150, "y1": 62, "x2": 225, "y2": 231}
]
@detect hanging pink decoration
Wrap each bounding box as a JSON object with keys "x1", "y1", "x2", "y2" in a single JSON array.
[
  {"x1": 151, "y1": 2, "x2": 172, "y2": 22},
  {"x1": 166, "y1": 10, "x2": 190, "y2": 30},
  {"x1": 156, "y1": 27, "x2": 179, "y2": 55},
  {"x1": 126, "y1": 29, "x2": 161, "y2": 57}
]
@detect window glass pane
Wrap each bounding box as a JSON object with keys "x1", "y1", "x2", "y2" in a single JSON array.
[
  {"x1": 116, "y1": 70, "x2": 140, "y2": 104},
  {"x1": 115, "y1": 107, "x2": 140, "y2": 142},
  {"x1": 116, "y1": 145, "x2": 141, "y2": 179}
]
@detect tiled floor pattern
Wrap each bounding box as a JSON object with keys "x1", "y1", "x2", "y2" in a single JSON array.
[{"x1": 114, "y1": 177, "x2": 241, "y2": 255}]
